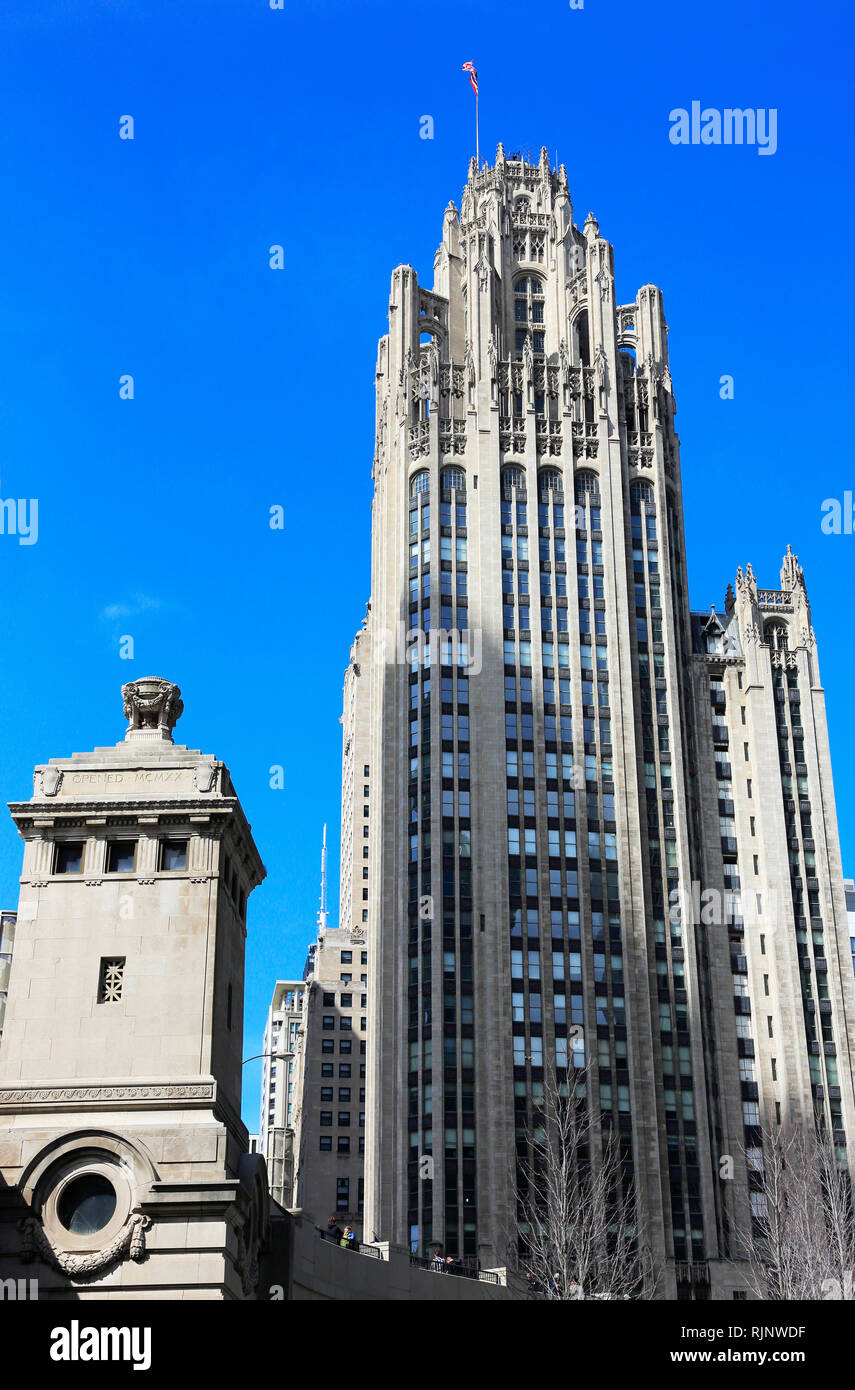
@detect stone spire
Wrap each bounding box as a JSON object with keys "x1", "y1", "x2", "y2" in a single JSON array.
[
  {"x1": 781, "y1": 543, "x2": 805, "y2": 593},
  {"x1": 121, "y1": 677, "x2": 183, "y2": 743}
]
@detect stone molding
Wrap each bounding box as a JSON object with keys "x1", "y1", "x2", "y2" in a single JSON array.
[{"x1": 0, "y1": 1082, "x2": 216, "y2": 1110}]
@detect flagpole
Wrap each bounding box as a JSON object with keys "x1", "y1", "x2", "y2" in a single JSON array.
[{"x1": 475, "y1": 86, "x2": 479, "y2": 168}]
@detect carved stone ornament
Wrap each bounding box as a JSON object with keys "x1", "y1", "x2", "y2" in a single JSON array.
[
  {"x1": 18, "y1": 1212, "x2": 150, "y2": 1277},
  {"x1": 0, "y1": 1082, "x2": 215, "y2": 1106},
  {"x1": 464, "y1": 340, "x2": 475, "y2": 386},
  {"x1": 195, "y1": 763, "x2": 217, "y2": 793},
  {"x1": 37, "y1": 767, "x2": 63, "y2": 798},
  {"x1": 122, "y1": 677, "x2": 183, "y2": 737}
]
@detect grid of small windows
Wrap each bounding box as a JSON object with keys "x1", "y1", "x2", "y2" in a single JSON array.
[
  {"x1": 772, "y1": 651, "x2": 842, "y2": 1152},
  {"x1": 316, "y1": 960, "x2": 368, "y2": 1195},
  {"x1": 631, "y1": 481, "x2": 704, "y2": 1262},
  {"x1": 700, "y1": 670, "x2": 756, "y2": 1258},
  {"x1": 406, "y1": 466, "x2": 477, "y2": 1259},
  {"x1": 502, "y1": 465, "x2": 642, "y2": 1264}
]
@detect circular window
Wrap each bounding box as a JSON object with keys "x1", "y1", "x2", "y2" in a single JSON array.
[{"x1": 57, "y1": 1173, "x2": 117, "y2": 1235}]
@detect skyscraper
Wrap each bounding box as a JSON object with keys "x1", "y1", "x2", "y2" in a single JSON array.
[
  {"x1": 347, "y1": 147, "x2": 855, "y2": 1297},
  {"x1": 259, "y1": 978, "x2": 307, "y2": 1208},
  {"x1": 261, "y1": 829, "x2": 370, "y2": 1230}
]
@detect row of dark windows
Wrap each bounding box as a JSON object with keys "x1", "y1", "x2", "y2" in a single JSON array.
[{"x1": 52, "y1": 838, "x2": 186, "y2": 875}]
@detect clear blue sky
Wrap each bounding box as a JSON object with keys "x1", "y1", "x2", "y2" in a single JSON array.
[{"x1": 0, "y1": 0, "x2": 852, "y2": 1130}]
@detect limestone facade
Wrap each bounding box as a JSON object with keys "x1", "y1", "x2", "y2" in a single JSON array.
[
  {"x1": 350, "y1": 147, "x2": 855, "y2": 1296},
  {"x1": 0, "y1": 678, "x2": 270, "y2": 1299}
]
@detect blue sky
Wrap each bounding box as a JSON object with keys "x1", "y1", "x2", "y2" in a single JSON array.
[{"x1": 0, "y1": 0, "x2": 852, "y2": 1130}]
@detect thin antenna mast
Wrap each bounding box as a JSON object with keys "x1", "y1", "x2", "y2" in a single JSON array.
[{"x1": 317, "y1": 823, "x2": 329, "y2": 933}]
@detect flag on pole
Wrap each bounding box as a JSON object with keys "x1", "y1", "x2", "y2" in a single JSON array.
[{"x1": 462, "y1": 61, "x2": 478, "y2": 94}]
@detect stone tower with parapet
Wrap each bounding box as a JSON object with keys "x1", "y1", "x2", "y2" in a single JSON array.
[{"x1": 0, "y1": 678, "x2": 270, "y2": 1299}]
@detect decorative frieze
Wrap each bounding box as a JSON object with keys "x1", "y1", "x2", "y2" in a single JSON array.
[{"x1": 0, "y1": 1082, "x2": 216, "y2": 1109}]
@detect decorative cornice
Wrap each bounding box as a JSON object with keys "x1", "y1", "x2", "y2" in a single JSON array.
[
  {"x1": 9, "y1": 798, "x2": 238, "y2": 820},
  {"x1": 0, "y1": 1081, "x2": 216, "y2": 1110}
]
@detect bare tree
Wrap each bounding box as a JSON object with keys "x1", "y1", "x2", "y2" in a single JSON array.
[
  {"x1": 740, "y1": 1121, "x2": 855, "y2": 1300},
  {"x1": 510, "y1": 1065, "x2": 658, "y2": 1300}
]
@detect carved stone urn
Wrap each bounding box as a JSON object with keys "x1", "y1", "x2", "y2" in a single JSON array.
[{"x1": 121, "y1": 677, "x2": 183, "y2": 742}]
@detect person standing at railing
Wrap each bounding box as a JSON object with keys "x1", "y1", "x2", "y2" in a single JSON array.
[
  {"x1": 326, "y1": 1217, "x2": 344, "y2": 1245},
  {"x1": 431, "y1": 1248, "x2": 445, "y2": 1272},
  {"x1": 340, "y1": 1225, "x2": 356, "y2": 1250}
]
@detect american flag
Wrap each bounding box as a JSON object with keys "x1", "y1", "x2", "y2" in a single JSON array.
[{"x1": 462, "y1": 61, "x2": 478, "y2": 95}]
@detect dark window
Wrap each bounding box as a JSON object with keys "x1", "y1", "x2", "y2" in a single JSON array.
[
  {"x1": 338, "y1": 1112, "x2": 351, "y2": 1127},
  {"x1": 54, "y1": 842, "x2": 84, "y2": 874},
  {"x1": 319, "y1": 1136, "x2": 332, "y2": 1152},
  {"x1": 107, "y1": 841, "x2": 136, "y2": 873},
  {"x1": 340, "y1": 1040, "x2": 352, "y2": 1054},
  {"x1": 320, "y1": 1112, "x2": 333, "y2": 1127},
  {"x1": 341, "y1": 951, "x2": 353, "y2": 964},
  {"x1": 337, "y1": 1137, "x2": 350, "y2": 1153},
  {"x1": 321, "y1": 1063, "x2": 334, "y2": 1078},
  {"x1": 339, "y1": 1063, "x2": 351, "y2": 1078},
  {"x1": 322, "y1": 1016, "x2": 335, "y2": 1031},
  {"x1": 340, "y1": 994, "x2": 353, "y2": 1008},
  {"x1": 321, "y1": 1087, "x2": 333, "y2": 1101},
  {"x1": 160, "y1": 840, "x2": 187, "y2": 871}
]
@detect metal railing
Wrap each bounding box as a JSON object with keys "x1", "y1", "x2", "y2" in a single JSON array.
[
  {"x1": 316, "y1": 1229, "x2": 383, "y2": 1259},
  {"x1": 409, "y1": 1253, "x2": 500, "y2": 1284}
]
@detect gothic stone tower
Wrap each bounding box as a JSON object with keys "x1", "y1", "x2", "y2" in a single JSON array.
[
  {"x1": 689, "y1": 552, "x2": 855, "y2": 1237},
  {"x1": 351, "y1": 147, "x2": 855, "y2": 1296},
  {"x1": 0, "y1": 678, "x2": 269, "y2": 1299}
]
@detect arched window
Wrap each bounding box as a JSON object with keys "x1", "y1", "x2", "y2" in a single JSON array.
[
  {"x1": 766, "y1": 624, "x2": 789, "y2": 651},
  {"x1": 409, "y1": 470, "x2": 430, "y2": 498},
  {"x1": 514, "y1": 277, "x2": 546, "y2": 360},
  {"x1": 630, "y1": 481, "x2": 654, "y2": 512},
  {"x1": 573, "y1": 310, "x2": 590, "y2": 367},
  {"x1": 440, "y1": 467, "x2": 465, "y2": 492},
  {"x1": 539, "y1": 469, "x2": 563, "y2": 499},
  {"x1": 574, "y1": 470, "x2": 600, "y2": 502},
  {"x1": 503, "y1": 467, "x2": 525, "y2": 494}
]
